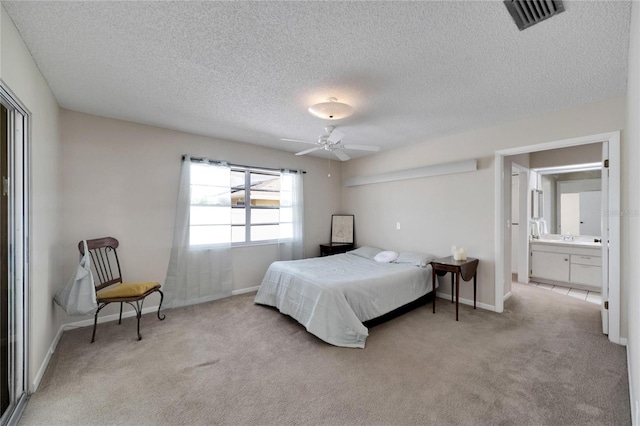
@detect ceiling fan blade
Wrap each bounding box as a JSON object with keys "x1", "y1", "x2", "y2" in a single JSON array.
[
  {"x1": 327, "y1": 128, "x2": 346, "y2": 144},
  {"x1": 343, "y1": 144, "x2": 380, "y2": 152},
  {"x1": 333, "y1": 150, "x2": 351, "y2": 161},
  {"x1": 295, "y1": 146, "x2": 324, "y2": 156},
  {"x1": 282, "y1": 138, "x2": 317, "y2": 145}
]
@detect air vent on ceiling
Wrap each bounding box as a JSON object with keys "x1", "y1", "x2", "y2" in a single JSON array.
[{"x1": 504, "y1": 0, "x2": 565, "y2": 31}]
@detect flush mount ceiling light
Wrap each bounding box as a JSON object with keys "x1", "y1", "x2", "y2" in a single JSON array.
[{"x1": 308, "y1": 97, "x2": 354, "y2": 120}]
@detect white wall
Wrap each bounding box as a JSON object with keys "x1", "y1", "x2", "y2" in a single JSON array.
[
  {"x1": 625, "y1": 2, "x2": 640, "y2": 424},
  {"x1": 59, "y1": 110, "x2": 342, "y2": 318},
  {"x1": 341, "y1": 96, "x2": 625, "y2": 311},
  {"x1": 0, "y1": 6, "x2": 62, "y2": 390}
]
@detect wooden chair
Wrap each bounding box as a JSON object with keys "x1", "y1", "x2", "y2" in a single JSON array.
[{"x1": 79, "y1": 237, "x2": 165, "y2": 342}]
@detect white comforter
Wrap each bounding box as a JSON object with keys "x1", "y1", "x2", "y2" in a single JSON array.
[{"x1": 254, "y1": 253, "x2": 433, "y2": 348}]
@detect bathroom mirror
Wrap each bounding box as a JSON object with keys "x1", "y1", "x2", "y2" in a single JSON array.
[
  {"x1": 538, "y1": 169, "x2": 601, "y2": 237},
  {"x1": 531, "y1": 189, "x2": 543, "y2": 219}
]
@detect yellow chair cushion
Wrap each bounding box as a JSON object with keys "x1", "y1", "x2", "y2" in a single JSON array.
[{"x1": 97, "y1": 282, "x2": 159, "y2": 299}]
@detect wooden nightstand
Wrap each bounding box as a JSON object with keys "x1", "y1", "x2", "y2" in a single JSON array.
[
  {"x1": 431, "y1": 256, "x2": 479, "y2": 321},
  {"x1": 319, "y1": 243, "x2": 354, "y2": 257}
]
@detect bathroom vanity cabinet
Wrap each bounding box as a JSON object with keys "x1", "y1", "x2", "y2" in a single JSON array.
[{"x1": 530, "y1": 240, "x2": 601, "y2": 290}]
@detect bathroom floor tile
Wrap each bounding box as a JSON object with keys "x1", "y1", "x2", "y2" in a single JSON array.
[
  {"x1": 551, "y1": 286, "x2": 571, "y2": 295},
  {"x1": 536, "y1": 283, "x2": 554, "y2": 291},
  {"x1": 568, "y1": 288, "x2": 588, "y2": 301},
  {"x1": 523, "y1": 281, "x2": 601, "y2": 306},
  {"x1": 586, "y1": 292, "x2": 602, "y2": 305}
]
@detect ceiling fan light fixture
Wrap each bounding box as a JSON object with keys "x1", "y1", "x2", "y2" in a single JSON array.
[{"x1": 308, "y1": 97, "x2": 354, "y2": 120}]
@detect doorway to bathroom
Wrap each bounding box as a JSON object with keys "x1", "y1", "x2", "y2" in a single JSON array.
[
  {"x1": 511, "y1": 159, "x2": 604, "y2": 305},
  {"x1": 495, "y1": 131, "x2": 621, "y2": 344}
]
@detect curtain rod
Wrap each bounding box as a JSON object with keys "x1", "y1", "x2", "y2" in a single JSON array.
[{"x1": 182, "y1": 155, "x2": 306, "y2": 174}]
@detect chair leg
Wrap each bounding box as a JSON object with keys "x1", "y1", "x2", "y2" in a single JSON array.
[
  {"x1": 91, "y1": 303, "x2": 107, "y2": 343},
  {"x1": 135, "y1": 300, "x2": 143, "y2": 341},
  {"x1": 91, "y1": 311, "x2": 99, "y2": 343},
  {"x1": 157, "y1": 289, "x2": 166, "y2": 320},
  {"x1": 105, "y1": 292, "x2": 165, "y2": 342}
]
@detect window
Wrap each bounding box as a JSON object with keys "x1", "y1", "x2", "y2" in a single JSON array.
[
  {"x1": 189, "y1": 162, "x2": 282, "y2": 246},
  {"x1": 231, "y1": 169, "x2": 281, "y2": 243}
]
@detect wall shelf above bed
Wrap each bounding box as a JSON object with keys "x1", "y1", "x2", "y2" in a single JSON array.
[{"x1": 343, "y1": 159, "x2": 477, "y2": 187}]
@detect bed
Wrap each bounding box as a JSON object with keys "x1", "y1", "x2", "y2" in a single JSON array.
[{"x1": 254, "y1": 246, "x2": 436, "y2": 348}]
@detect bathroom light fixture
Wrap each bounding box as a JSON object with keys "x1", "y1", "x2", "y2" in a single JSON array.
[
  {"x1": 533, "y1": 162, "x2": 602, "y2": 175},
  {"x1": 308, "y1": 97, "x2": 353, "y2": 120}
]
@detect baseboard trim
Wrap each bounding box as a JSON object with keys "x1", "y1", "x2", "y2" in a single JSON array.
[
  {"x1": 32, "y1": 324, "x2": 66, "y2": 393},
  {"x1": 232, "y1": 286, "x2": 259, "y2": 295},
  {"x1": 435, "y1": 292, "x2": 496, "y2": 312},
  {"x1": 65, "y1": 305, "x2": 162, "y2": 329},
  {"x1": 503, "y1": 291, "x2": 512, "y2": 302}
]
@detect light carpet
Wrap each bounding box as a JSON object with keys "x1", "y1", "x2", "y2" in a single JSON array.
[{"x1": 19, "y1": 282, "x2": 630, "y2": 425}]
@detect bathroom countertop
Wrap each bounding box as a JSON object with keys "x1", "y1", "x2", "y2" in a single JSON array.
[{"x1": 530, "y1": 238, "x2": 602, "y2": 249}]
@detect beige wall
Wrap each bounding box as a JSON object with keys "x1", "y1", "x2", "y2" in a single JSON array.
[
  {"x1": 1, "y1": 7, "x2": 62, "y2": 390},
  {"x1": 341, "y1": 96, "x2": 625, "y2": 313},
  {"x1": 625, "y1": 2, "x2": 640, "y2": 422},
  {"x1": 529, "y1": 143, "x2": 602, "y2": 169},
  {"x1": 59, "y1": 109, "x2": 342, "y2": 314}
]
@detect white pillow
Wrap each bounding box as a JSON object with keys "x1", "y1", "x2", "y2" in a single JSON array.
[
  {"x1": 374, "y1": 250, "x2": 399, "y2": 263},
  {"x1": 394, "y1": 252, "x2": 436, "y2": 267},
  {"x1": 348, "y1": 246, "x2": 384, "y2": 260}
]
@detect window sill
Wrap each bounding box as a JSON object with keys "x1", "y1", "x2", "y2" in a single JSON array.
[
  {"x1": 190, "y1": 239, "x2": 292, "y2": 250},
  {"x1": 232, "y1": 240, "x2": 279, "y2": 249}
]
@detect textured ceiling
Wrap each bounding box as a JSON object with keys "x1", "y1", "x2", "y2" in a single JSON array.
[{"x1": 1, "y1": 1, "x2": 632, "y2": 159}]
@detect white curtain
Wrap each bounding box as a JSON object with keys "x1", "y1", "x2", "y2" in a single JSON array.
[
  {"x1": 164, "y1": 156, "x2": 233, "y2": 308},
  {"x1": 278, "y1": 170, "x2": 305, "y2": 261}
]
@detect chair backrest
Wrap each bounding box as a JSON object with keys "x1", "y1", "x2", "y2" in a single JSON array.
[{"x1": 78, "y1": 237, "x2": 123, "y2": 291}]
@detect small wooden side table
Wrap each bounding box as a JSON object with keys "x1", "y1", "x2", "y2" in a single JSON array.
[
  {"x1": 319, "y1": 243, "x2": 354, "y2": 257},
  {"x1": 431, "y1": 256, "x2": 479, "y2": 321}
]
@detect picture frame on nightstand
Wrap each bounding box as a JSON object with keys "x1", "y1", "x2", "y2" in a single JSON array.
[{"x1": 331, "y1": 214, "x2": 354, "y2": 244}]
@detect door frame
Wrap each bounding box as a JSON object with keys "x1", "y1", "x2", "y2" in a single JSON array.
[
  {"x1": 511, "y1": 163, "x2": 530, "y2": 284},
  {"x1": 0, "y1": 80, "x2": 30, "y2": 425},
  {"x1": 494, "y1": 131, "x2": 621, "y2": 344}
]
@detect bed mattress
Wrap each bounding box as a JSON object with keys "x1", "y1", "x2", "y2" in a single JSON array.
[{"x1": 254, "y1": 253, "x2": 433, "y2": 348}]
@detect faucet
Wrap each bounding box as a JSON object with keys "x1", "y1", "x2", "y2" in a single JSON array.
[
  {"x1": 562, "y1": 233, "x2": 574, "y2": 242},
  {"x1": 530, "y1": 218, "x2": 541, "y2": 240}
]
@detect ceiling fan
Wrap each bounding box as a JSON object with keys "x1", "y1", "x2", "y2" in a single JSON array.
[{"x1": 282, "y1": 126, "x2": 379, "y2": 161}]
